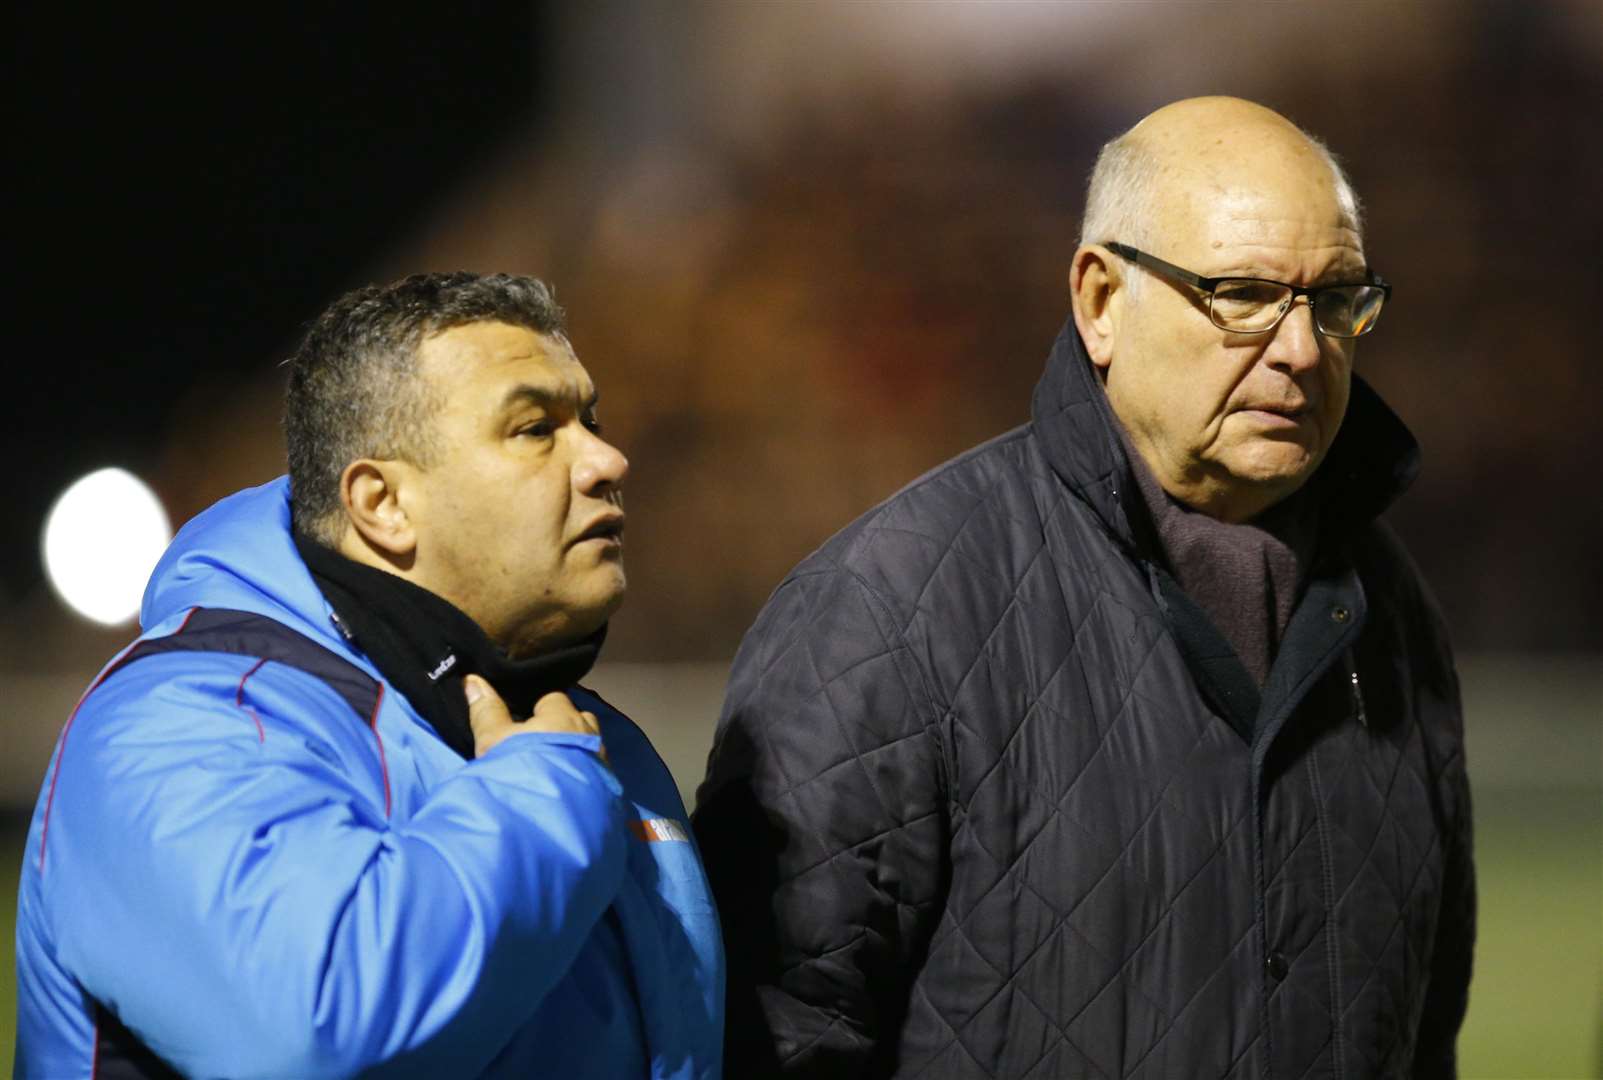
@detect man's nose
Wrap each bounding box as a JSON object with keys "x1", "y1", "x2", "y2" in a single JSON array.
[
  {"x1": 573, "y1": 429, "x2": 629, "y2": 495},
  {"x1": 1265, "y1": 296, "x2": 1323, "y2": 373}
]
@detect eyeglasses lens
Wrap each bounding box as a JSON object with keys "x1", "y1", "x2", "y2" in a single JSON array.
[
  {"x1": 1210, "y1": 281, "x2": 1293, "y2": 332},
  {"x1": 1318, "y1": 286, "x2": 1386, "y2": 337},
  {"x1": 1210, "y1": 281, "x2": 1387, "y2": 337}
]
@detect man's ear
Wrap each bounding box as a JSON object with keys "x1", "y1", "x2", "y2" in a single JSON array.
[
  {"x1": 1070, "y1": 244, "x2": 1121, "y2": 371},
  {"x1": 339, "y1": 459, "x2": 418, "y2": 560}
]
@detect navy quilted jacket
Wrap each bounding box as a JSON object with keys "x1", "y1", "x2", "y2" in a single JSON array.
[{"x1": 695, "y1": 321, "x2": 1474, "y2": 1079}]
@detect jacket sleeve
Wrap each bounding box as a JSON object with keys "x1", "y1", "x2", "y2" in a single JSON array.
[
  {"x1": 693, "y1": 564, "x2": 948, "y2": 1077},
  {"x1": 37, "y1": 655, "x2": 630, "y2": 1079},
  {"x1": 1364, "y1": 521, "x2": 1478, "y2": 1079},
  {"x1": 1411, "y1": 657, "x2": 1476, "y2": 1079}
]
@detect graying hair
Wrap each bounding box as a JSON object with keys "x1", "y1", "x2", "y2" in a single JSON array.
[{"x1": 284, "y1": 272, "x2": 567, "y2": 546}]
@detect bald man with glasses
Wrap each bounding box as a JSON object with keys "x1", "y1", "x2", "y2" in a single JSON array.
[{"x1": 696, "y1": 96, "x2": 1474, "y2": 1078}]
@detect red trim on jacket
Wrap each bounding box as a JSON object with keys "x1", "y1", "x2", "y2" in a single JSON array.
[{"x1": 40, "y1": 607, "x2": 200, "y2": 873}]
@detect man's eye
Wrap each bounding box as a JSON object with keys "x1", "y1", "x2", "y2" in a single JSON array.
[
  {"x1": 518, "y1": 420, "x2": 555, "y2": 438},
  {"x1": 1215, "y1": 281, "x2": 1283, "y2": 306},
  {"x1": 582, "y1": 412, "x2": 603, "y2": 435}
]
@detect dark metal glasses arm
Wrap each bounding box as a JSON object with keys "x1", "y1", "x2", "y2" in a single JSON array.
[
  {"x1": 1105, "y1": 241, "x2": 1389, "y2": 295},
  {"x1": 1102, "y1": 242, "x2": 1215, "y2": 291}
]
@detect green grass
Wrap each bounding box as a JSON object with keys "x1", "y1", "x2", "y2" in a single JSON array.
[
  {"x1": 3, "y1": 818, "x2": 20, "y2": 1072},
  {"x1": 1458, "y1": 786, "x2": 1602, "y2": 1079},
  {"x1": 3, "y1": 789, "x2": 1597, "y2": 1077}
]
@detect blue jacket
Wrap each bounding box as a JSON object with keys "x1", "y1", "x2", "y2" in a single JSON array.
[{"x1": 14, "y1": 478, "x2": 724, "y2": 1079}]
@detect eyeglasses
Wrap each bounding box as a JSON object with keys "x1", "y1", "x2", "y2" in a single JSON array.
[{"x1": 1103, "y1": 241, "x2": 1391, "y2": 339}]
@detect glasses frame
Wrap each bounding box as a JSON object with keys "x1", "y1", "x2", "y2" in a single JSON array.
[{"x1": 1102, "y1": 241, "x2": 1392, "y2": 339}]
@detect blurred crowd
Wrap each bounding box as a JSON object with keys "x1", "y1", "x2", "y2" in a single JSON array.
[{"x1": 154, "y1": 2, "x2": 1600, "y2": 661}]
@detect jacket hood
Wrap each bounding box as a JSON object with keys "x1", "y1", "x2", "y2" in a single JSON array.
[
  {"x1": 140, "y1": 476, "x2": 338, "y2": 647},
  {"x1": 1028, "y1": 317, "x2": 1420, "y2": 549}
]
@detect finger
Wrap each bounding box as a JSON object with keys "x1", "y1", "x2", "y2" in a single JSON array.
[
  {"x1": 575, "y1": 711, "x2": 610, "y2": 765},
  {"x1": 531, "y1": 691, "x2": 585, "y2": 727},
  {"x1": 530, "y1": 694, "x2": 608, "y2": 760},
  {"x1": 464, "y1": 675, "x2": 514, "y2": 738}
]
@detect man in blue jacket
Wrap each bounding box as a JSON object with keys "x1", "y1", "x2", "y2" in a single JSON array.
[{"x1": 15, "y1": 272, "x2": 724, "y2": 1078}]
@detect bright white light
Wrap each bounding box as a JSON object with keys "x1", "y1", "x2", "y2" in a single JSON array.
[{"x1": 42, "y1": 468, "x2": 172, "y2": 625}]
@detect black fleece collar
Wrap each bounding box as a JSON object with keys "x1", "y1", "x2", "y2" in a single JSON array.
[{"x1": 294, "y1": 535, "x2": 605, "y2": 759}]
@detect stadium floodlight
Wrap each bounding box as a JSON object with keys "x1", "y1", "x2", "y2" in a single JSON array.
[{"x1": 42, "y1": 467, "x2": 172, "y2": 625}]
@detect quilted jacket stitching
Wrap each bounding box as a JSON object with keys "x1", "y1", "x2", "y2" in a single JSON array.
[
  {"x1": 949, "y1": 599, "x2": 1166, "y2": 820},
  {"x1": 1307, "y1": 747, "x2": 1349, "y2": 1080},
  {"x1": 753, "y1": 564, "x2": 957, "y2": 1069},
  {"x1": 1326, "y1": 733, "x2": 1429, "y2": 915},
  {"x1": 1333, "y1": 834, "x2": 1446, "y2": 1039},
  {"x1": 1120, "y1": 919, "x2": 1262, "y2": 1075},
  {"x1": 934, "y1": 767, "x2": 1260, "y2": 1070},
  {"x1": 778, "y1": 807, "x2": 944, "y2": 914}
]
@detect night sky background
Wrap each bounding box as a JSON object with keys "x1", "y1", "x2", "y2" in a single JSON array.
[
  {"x1": 9, "y1": 3, "x2": 1602, "y2": 655},
  {"x1": 10, "y1": 3, "x2": 550, "y2": 604}
]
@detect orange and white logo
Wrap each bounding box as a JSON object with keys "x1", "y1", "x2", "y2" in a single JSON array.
[{"x1": 629, "y1": 818, "x2": 690, "y2": 843}]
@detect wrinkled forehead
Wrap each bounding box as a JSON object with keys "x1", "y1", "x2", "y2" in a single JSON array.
[
  {"x1": 1156, "y1": 144, "x2": 1361, "y2": 263},
  {"x1": 420, "y1": 321, "x2": 573, "y2": 370},
  {"x1": 420, "y1": 321, "x2": 595, "y2": 402}
]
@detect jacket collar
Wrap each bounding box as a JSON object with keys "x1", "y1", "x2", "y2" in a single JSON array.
[
  {"x1": 1028, "y1": 316, "x2": 1420, "y2": 552},
  {"x1": 294, "y1": 534, "x2": 605, "y2": 760}
]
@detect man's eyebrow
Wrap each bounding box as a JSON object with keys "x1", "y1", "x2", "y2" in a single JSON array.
[
  {"x1": 1211, "y1": 263, "x2": 1290, "y2": 279},
  {"x1": 497, "y1": 383, "x2": 599, "y2": 411},
  {"x1": 1215, "y1": 266, "x2": 1370, "y2": 285}
]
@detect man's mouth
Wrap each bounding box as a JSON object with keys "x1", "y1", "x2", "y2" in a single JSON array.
[
  {"x1": 1239, "y1": 401, "x2": 1310, "y2": 421},
  {"x1": 573, "y1": 515, "x2": 626, "y2": 546}
]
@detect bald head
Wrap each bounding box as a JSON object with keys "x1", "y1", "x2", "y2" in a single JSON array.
[{"x1": 1080, "y1": 96, "x2": 1362, "y2": 256}]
